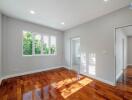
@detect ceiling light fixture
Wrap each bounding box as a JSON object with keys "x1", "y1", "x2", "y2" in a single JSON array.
[
  {"x1": 61, "y1": 22, "x2": 65, "y2": 25},
  {"x1": 30, "y1": 10, "x2": 35, "y2": 14},
  {"x1": 104, "y1": 0, "x2": 109, "y2": 2}
]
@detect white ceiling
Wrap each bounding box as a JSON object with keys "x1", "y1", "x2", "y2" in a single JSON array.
[{"x1": 0, "y1": 0, "x2": 131, "y2": 31}]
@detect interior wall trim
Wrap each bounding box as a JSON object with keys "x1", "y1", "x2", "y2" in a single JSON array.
[
  {"x1": 0, "y1": 66, "x2": 67, "y2": 85},
  {"x1": 82, "y1": 73, "x2": 116, "y2": 86},
  {"x1": 127, "y1": 64, "x2": 132, "y2": 66},
  {"x1": 116, "y1": 70, "x2": 123, "y2": 81},
  {"x1": 0, "y1": 66, "x2": 116, "y2": 86}
]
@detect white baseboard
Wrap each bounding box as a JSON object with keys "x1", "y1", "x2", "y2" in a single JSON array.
[
  {"x1": 116, "y1": 70, "x2": 123, "y2": 81},
  {"x1": 82, "y1": 73, "x2": 115, "y2": 86},
  {"x1": 95, "y1": 76, "x2": 116, "y2": 86},
  {"x1": 127, "y1": 64, "x2": 132, "y2": 66},
  {"x1": 0, "y1": 66, "x2": 66, "y2": 84},
  {"x1": 0, "y1": 66, "x2": 116, "y2": 86}
]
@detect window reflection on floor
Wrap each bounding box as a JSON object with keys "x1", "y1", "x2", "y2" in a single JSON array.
[
  {"x1": 23, "y1": 91, "x2": 32, "y2": 100},
  {"x1": 22, "y1": 75, "x2": 93, "y2": 100},
  {"x1": 23, "y1": 75, "x2": 84, "y2": 100}
]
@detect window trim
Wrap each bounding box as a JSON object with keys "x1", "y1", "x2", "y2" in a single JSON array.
[
  {"x1": 22, "y1": 30, "x2": 33, "y2": 56},
  {"x1": 22, "y1": 30, "x2": 57, "y2": 57}
]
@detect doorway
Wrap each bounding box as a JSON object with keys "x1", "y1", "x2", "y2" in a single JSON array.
[
  {"x1": 115, "y1": 25, "x2": 132, "y2": 83},
  {"x1": 70, "y1": 37, "x2": 80, "y2": 73},
  {"x1": 115, "y1": 28, "x2": 126, "y2": 82}
]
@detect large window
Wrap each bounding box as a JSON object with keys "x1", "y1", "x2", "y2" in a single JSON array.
[{"x1": 23, "y1": 31, "x2": 56, "y2": 56}]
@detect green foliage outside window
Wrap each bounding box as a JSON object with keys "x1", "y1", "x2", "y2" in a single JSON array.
[
  {"x1": 23, "y1": 32, "x2": 32, "y2": 55},
  {"x1": 23, "y1": 31, "x2": 56, "y2": 55},
  {"x1": 50, "y1": 46, "x2": 56, "y2": 54},
  {"x1": 35, "y1": 35, "x2": 41, "y2": 54},
  {"x1": 43, "y1": 44, "x2": 56, "y2": 54},
  {"x1": 43, "y1": 43, "x2": 50, "y2": 54}
]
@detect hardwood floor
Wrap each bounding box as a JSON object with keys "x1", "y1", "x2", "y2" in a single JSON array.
[{"x1": 0, "y1": 67, "x2": 132, "y2": 100}]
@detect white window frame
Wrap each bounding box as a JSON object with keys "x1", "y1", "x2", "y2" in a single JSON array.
[
  {"x1": 22, "y1": 31, "x2": 57, "y2": 56},
  {"x1": 34, "y1": 33, "x2": 43, "y2": 56},
  {"x1": 50, "y1": 35, "x2": 57, "y2": 55}
]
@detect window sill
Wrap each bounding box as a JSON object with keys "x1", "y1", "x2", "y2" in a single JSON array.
[{"x1": 22, "y1": 54, "x2": 57, "y2": 57}]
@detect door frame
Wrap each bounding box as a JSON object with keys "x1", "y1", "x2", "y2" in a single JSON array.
[
  {"x1": 122, "y1": 38, "x2": 125, "y2": 70},
  {"x1": 114, "y1": 24, "x2": 132, "y2": 84},
  {"x1": 70, "y1": 37, "x2": 81, "y2": 73}
]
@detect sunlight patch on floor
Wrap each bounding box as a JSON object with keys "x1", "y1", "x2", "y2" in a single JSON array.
[
  {"x1": 60, "y1": 77, "x2": 93, "y2": 99},
  {"x1": 51, "y1": 75, "x2": 84, "y2": 89}
]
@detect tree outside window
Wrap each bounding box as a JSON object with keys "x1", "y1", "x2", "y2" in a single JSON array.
[
  {"x1": 43, "y1": 36, "x2": 50, "y2": 54},
  {"x1": 23, "y1": 31, "x2": 32, "y2": 55},
  {"x1": 34, "y1": 34, "x2": 41, "y2": 54},
  {"x1": 50, "y1": 36, "x2": 56, "y2": 54},
  {"x1": 23, "y1": 31, "x2": 56, "y2": 56}
]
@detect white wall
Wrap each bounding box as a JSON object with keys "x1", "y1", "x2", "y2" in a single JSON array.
[
  {"x1": 2, "y1": 15, "x2": 64, "y2": 76},
  {"x1": 0, "y1": 12, "x2": 2, "y2": 78},
  {"x1": 64, "y1": 7, "x2": 132, "y2": 85},
  {"x1": 127, "y1": 37, "x2": 132, "y2": 65},
  {"x1": 116, "y1": 29, "x2": 127, "y2": 80}
]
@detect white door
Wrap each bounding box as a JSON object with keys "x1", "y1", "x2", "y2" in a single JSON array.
[{"x1": 70, "y1": 38, "x2": 80, "y2": 73}]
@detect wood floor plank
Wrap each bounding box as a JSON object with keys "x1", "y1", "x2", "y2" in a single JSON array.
[{"x1": 0, "y1": 67, "x2": 132, "y2": 100}]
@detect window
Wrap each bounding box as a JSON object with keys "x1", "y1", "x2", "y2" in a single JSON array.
[
  {"x1": 43, "y1": 36, "x2": 49, "y2": 54},
  {"x1": 23, "y1": 31, "x2": 33, "y2": 55},
  {"x1": 50, "y1": 36, "x2": 56, "y2": 54},
  {"x1": 23, "y1": 31, "x2": 56, "y2": 56},
  {"x1": 34, "y1": 34, "x2": 41, "y2": 54}
]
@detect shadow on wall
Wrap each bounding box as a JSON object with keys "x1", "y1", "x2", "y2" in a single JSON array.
[{"x1": 81, "y1": 52, "x2": 96, "y2": 76}]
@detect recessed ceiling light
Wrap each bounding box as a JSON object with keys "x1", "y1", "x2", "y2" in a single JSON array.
[
  {"x1": 61, "y1": 22, "x2": 65, "y2": 25},
  {"x1": 104, "y1": 0, "x2": 109, "y2": 2},
  {"x1": 30, "y1": 10, "x2": 35, "y2": 14}
]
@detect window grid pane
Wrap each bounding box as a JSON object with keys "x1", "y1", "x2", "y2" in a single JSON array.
[
  {"x1": 34, "y1": 34, "x2": 41, "y2": 54},
  {"x1": 23, "y1": 31, "x2": 33, "y2": 55},
  {"x1": 43, "y1": 36, "x2": 50, "y2": 54},
  {"x1": 50, "y1": 36, "x2": 56, "y2": 54}
]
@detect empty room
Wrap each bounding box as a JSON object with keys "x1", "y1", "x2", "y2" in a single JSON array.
[{"x1": 0, "y1": 0, "x2": 132, "y2": 100}]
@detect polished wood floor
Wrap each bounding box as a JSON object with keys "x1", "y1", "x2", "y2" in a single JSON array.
[{"x1": 0, "y1": 67, "x2": 132, "y2": 100}]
